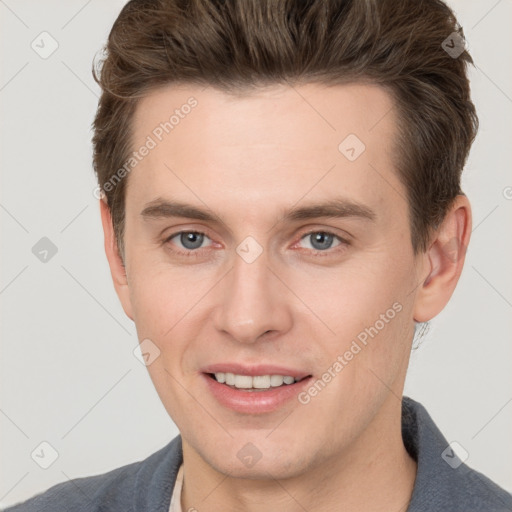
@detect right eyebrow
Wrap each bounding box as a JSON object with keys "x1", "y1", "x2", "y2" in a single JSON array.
[{"x1": 140, "y1": 199, "x2": 223, "y2": 223}]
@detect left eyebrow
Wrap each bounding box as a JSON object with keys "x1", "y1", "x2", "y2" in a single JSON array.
[{"x1": 279, "y1": 198, "x2": 376, "y2": 224}]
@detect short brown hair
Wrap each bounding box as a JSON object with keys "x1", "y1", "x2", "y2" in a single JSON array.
[{"x1": 92, "y1": 0, "x2": 478, "y2": 263}]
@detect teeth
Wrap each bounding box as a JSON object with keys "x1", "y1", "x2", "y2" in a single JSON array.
[
  {"x1": 270, "y1": 375, "x2": 284, "y2": 387},
  {"x1": 213, "y1": 372, "x2": 300, "y2": 389},
  {"x1": 234, "y1": 375, "x2": 253, "y2": 389},
  {"x1": 253, "y1": 375, "x2": 271, "y2": 389}
]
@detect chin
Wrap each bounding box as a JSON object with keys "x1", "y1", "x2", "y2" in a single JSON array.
[
  {"x1": 191, "y1": 434, "x2": 317, "y2": 481},
  {"x1": 212, "y1": 455, "x2": 310, "y2": 481}
]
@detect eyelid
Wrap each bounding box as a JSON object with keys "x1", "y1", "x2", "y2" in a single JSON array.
[
  {"x1": 292, "y1": 228, "x2": 350, "y2": 254},
  {"x1": 296, "y1": 226, "x2": 351, "y2": 242},
  {"x1": 164, "y1": 229, "x2": 215, "y2": 254}
]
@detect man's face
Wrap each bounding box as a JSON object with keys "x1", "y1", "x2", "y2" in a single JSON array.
[{"x1": 117, "y1": 82, "x2": 421, "y2": 478}]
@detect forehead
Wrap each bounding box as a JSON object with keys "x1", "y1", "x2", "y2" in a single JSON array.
[
  {"x1": 132, "y1": 81, "x2": 395, "y2": 151},
  {"x1": 126, "y1": 82, "x2": 402, "y2": 222}
]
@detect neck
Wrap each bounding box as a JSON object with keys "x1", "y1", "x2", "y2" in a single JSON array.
[{"x1": 180, "y1": 395, "x2": 417, "y2": 512}]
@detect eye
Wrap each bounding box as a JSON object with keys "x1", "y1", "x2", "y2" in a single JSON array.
[
  {"x1": 163, "y1": 229, "x2": 349, "y2": 258},
  {"x1": 296, "y1": 230, "x2": 347, "y2": 254},
  {"x1": 164, "y1": 231, "x2": 212, "y2": 256}
]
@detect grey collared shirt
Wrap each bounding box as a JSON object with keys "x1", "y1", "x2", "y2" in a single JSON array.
[{"x1": 5, "y1": 396, "x2": 512, "y2": 511}]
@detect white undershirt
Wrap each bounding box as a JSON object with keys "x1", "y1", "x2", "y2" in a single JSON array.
[{"x1": 168, "y1": 463, "x2": 184, "y2": 512}]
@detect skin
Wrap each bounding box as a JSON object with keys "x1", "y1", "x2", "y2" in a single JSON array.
[{"x1": 100, "y1": 82, "x2": 471, "y2": 511}]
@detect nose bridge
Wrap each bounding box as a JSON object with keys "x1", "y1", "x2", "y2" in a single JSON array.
[{"x1": 213, "y1": 241, "x2": 290, "y2": 344}]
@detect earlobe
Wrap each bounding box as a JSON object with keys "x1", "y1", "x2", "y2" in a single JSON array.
[
  {"x1": 99, "y1": 198, "x2": 134, "y2": 321},
  {"x1": 413, "y1": 195, "x2": 472, "y2": 323}
]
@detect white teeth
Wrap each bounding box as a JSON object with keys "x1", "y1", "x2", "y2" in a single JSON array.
[
  {"x1": 234, "y1": 375, "x2": 253, "y2": 389},
  {"x1": 270, "y1": 375, "x2": 284, "y2": 387},
  {"x1": 213, "y1": 372, "x2": 300, "y2": 389},
  {"x1": 253, "y1": 375, "x2": 271, "y2": 389}
]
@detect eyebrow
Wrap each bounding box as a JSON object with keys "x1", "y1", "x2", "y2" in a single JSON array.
[{"x1": 140, "y1": 197, "x2": 376, "y2": 226}]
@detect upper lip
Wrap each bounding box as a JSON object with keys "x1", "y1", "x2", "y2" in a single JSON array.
[{"x1": 202, "y1": 363, "x2": 311, "y2": 379}]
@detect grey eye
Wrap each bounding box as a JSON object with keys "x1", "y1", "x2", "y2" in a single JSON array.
[
  {"x1": 300, "y1": 232, "x2": 341, "y2": 251},
  {"x1": 175, "y1": 232, "x2": 207, "y2": 250}
]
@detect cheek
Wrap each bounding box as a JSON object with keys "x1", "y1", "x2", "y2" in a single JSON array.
[
  {"x1": 307, "y1": 253, "x2": 411, "y2": 332},
  {"x1": 127, "y1": 259, "x2": 203, "y2": 336},
  {"x1": 299, "y1": 252, "x2": 415, "y2": 386},
  {"x1": 127, "y1": 264, "x2": 216, "y2": 393}
]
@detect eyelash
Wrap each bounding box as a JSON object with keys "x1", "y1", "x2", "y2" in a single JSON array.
[{"x1": 163, "y1": 229, "x2": 349, "y2": 258}]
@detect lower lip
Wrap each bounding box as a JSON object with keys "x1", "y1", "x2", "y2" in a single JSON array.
[{"x1": 202, "y1": 373, "x2": 312, "y2": 414}]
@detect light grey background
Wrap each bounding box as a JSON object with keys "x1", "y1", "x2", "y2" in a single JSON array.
[{"x1": 1, "y1": 0, "x2": 511, "y2": 507}]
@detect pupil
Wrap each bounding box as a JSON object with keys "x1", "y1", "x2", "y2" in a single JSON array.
[
  {"x1": 312, "y1": 232, "x2": 332, "y2": 250},
  {"x1": 182, "y1": 232, "x2": 203, "y2": 249}
]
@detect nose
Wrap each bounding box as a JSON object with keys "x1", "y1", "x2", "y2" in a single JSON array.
[{"x1": 212, "y1": 247, "x2": 292, "y2": 345}]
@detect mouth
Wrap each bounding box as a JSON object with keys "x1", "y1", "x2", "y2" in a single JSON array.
[
  {"x1": 201, "y1": 366, "x2": 313, "y2": 413},
  {"x1": 206, "y1": 372, "x2": 310, "y2": 391}
]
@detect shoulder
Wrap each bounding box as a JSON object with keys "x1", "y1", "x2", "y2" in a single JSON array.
[
  {"x1": 3, "y1": 462, "x2": 138, "y2": 512},
  {"x1": 402, "y1": 396, "x2": 512, "y2": 512},
  {"x1": 3, "y1": 436, "x2": 182, "y2": 512},
  {"x1": 419, "y1": 459, "x2": 512, "y2": 512},
  {"x1": 456, "y1": 466, "x2": 512, "y2": 511}
]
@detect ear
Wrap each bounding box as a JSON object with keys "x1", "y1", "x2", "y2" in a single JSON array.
[
  {"x1": 413, "y1": 195, "x2": 472, "y2": 322},
  {"x1": 99, "y1": 198, "x2": 134, "y2": 321}
]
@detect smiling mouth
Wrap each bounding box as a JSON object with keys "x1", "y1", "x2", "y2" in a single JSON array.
[{"x1": 206, "y1": 372, "x2": 311, "y2": 391}]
